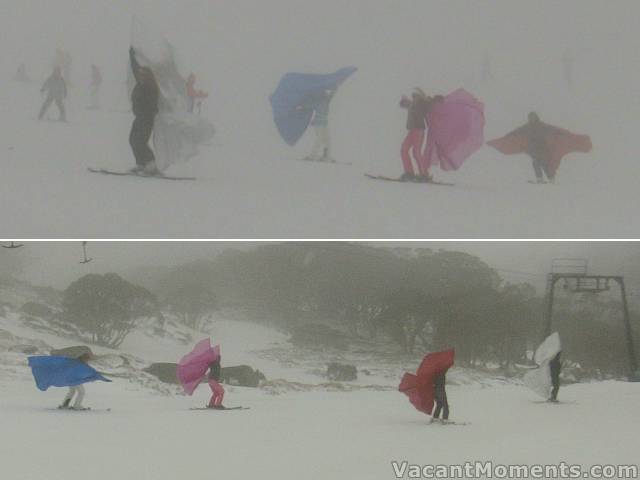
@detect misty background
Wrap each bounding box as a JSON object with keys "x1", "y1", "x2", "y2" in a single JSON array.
[
  {"x1": 0, "y1": 1, "x2": 639, "y2": 237},
  {"x1": 1, "y1": 241, "x2": 640, "y2": 378},
  {"x1": 3, "y1": 242, "x2": 640, "y2": 294}
]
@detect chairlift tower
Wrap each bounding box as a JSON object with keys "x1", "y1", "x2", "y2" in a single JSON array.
[{"x1": 544, "y1": 258, "x2": 639, "y2": 381}]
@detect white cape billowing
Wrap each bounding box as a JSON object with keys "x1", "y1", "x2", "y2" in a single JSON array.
[
  {"x1": 523, "y1": 332, "x2": 562, "y2": 399},
  {"x1": 153, "y1": 113, "x2": 215, "y2": 172},
  {"x1": 132, "y1": 18, "x2": 215, "y2": 172}
]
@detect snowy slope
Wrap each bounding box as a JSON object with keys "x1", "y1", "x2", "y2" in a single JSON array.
[
  {"x1": 1, "y1": 0, "x2": 639, "y2": 238},
  {"x1": 2, "y1": 300, "x2": 640, "y2": 479},
  {"x1": 1, "y1": 368, "x2": 638, "y2": 479}
]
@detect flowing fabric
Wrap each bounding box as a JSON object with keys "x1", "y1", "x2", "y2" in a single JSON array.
[
  {"x1": 131, "y1": 18, "x2": 215, "y2": 171},
  {"x1": 153, "y1": 112, "x2": 215, "y2": 171},
  {"x1": 270, "y1": 67, "x2": 357, "y2": 146},
  {"x1": 523, "y1": 332, "x2": 562, "y2": 399},
  {"x1": 28, "y1": 356, "x2": 111, "y2": 391},
  {"x1": 423, "y1": 89, "x2": 485, "y2": 171},
  {"x1": 487, "y1": 123, "x2": 592, "y2": 177},
  {"x1": 523, "y1": 360, "x2": 554, "y2": 399},
  {"x1": 398, "y1": 349, "x2": 455, "y2": 415},
  {"x1": 534, "y1": 332, "x2": 562, "y2": 365},
  {"x1": 176, "y1": 338, "x2": 220, "y2": 395}
]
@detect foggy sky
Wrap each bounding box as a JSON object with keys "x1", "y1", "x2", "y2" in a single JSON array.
[{"x1": 3, "y1": 242, "x2": 640, "y2": 295}]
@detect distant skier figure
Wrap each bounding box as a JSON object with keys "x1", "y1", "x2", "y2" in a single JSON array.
[
  {"x1": 481, "y1": 52, "x2": 494, "y2": 84},
  {"x1": 549, "y1": 352, "x2": 562, "y2": 402},
  {"x1": 561, "y1": 51, "x2": 574, "y2": 91},
  {"x1": 431, "y1": 372, "x2": 450, "y2": 423},
  {"x1": 54, "y1": 48, "x2": 73, "y2": 87},
  {"x1": 399, "y1": 89, "x2": 436, "y2": 182},
  {"x1": 59, "y1": 352, "x2": 92, "y2": 409},
  {"x1": 129, "y1": 47, "x2": 160, "y2": 174},
  {"x1": 207, "y1": 355, "x2": 225, "y2": 409},
  {"x1": 186, "y1": 73, "x2": 208, "y2": 114},
  {"x1": 90, "y1": 65, "x2": 102, "y2": 109},
  {"x1": 523, "y1": 112, "x2": 554, "y2": 183},
  {"x1": 298, "y1": 88, "x2": 337, "y2": 162},
  {"x1": 14, "y1": 63, "x2": 29, "y2": 82},
  {"x1": 38, "y1": 66, "x2": 67, "y2": 122},
  {"x1": 488, "y1": 113, "x2": 592, "y2": 184}
]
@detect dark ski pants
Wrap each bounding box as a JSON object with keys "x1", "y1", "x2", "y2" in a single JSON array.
[
  {"x1": 531, "y1": 156, "x2": 551, "y2": 181},
  {"x1": 550, "y1": 376, "x2": 560, "y2": 401},
  {"x1": 129, "y1": 115, "x2": 156, "y2": 167},
  {"x1": 433, "y1": 390, "x2": 449, "y2": 420},
  {"x1": 39, "y1": 95, "x2": 66, "y2": 121}
]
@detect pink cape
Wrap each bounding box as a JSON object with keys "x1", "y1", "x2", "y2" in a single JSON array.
[
  {"x1": 398, "y1": 349, "x2": 455, "y2": 415},
  {"x1": 424, "y1": 89, "x2": 485, "y2": 171},
  {"x1": 176, "y1": 338, "x2": 220, "y2": 396},
  {"x1": 487, "y1": 123, "x2": 592, "y2": 177}
]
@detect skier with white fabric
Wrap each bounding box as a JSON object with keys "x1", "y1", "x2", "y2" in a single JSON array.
[{"x1": 524, "y1": 332, "x2": 563, "y2": 402}]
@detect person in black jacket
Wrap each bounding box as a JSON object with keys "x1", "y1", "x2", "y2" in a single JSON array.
[
  {"x1": 431, "y1": 373, "x2": 449, "y2": 423},
  {"x1": 38, "y1": 66, "x2": 67, "y2": 122},
  {"x1": 207, "y1": 356, "x2": 225, "y2": 409},
  {"x1": 549, "y1": 352, "x2": 562, "y2": 402},
  {"x1": 129, "y1": 47, "x2": 160, "y2": 174}
]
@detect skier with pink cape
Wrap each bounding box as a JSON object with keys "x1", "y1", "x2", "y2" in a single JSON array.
[
  {"x1": 387, "y1": 88, "x2": 484, "y2": 184},
  {"x1": 177, "y1": 338, "x2": 225, "y2": 408},
  {"x1": 423, "y1": 89, "x2": 485, "y2": 174}
]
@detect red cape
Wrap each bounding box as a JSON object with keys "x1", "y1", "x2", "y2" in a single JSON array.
[
  {"x1": 487, "y1": 123, "x2": 592, "y2": 177},
  {"x1": 398, "y1": 349, "x2": 454, "y2": 415}
]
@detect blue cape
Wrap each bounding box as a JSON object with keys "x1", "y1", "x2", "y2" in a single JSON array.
[
  {"x1": 269, "y1": 67, "x2": 357, "y2": 146},
  {"x1": 28, "y1": 356, "x2": 111, "y2": 391}
]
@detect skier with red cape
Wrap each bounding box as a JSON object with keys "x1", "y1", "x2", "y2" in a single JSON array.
[
  {"x1": 487, "y1": 113, "x2": 592, "y2": 184},
  {"x1": 399, "y1": 348, "x2": 454, "y2": 423}
]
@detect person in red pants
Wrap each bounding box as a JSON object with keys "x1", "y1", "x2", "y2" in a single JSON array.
[
  {"x1": 207, "y1": 356, "x2": 225, "y2": 409},
  {"x1": 399, "y1": 89, "x2": 434, "y2": 182}
]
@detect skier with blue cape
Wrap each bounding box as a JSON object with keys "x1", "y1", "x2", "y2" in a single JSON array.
[
  {"x1": 270, "y1": 67, "x2": 357, "y2": 162},
  {"x1": 28, "y1": 352, "x2": 111, "y2": 410}
]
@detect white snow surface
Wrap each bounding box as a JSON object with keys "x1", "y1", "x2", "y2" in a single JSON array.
[
  {"x1": 1, "y1": 0, "x2": 639, "y2": 238},
  {"x1": 2, "y1": 312, "x2": 640, "y2": 479}
]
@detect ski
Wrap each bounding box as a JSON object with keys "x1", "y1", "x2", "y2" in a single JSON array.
[
  {"x1": 88, "y1": 168, "x2": 196, "y2": 181},
  {"x1": 298, "y1": 158, "x2": 352, "y2": 166},
  {"x1": 430, "y1": 420, "x2": 471, "y2": 426},
  {"x1": 532, "y1": 400, "x2": 577, "y2": 405},
  {"x1": 189, "y1": 406, "x2": 250, "y2": 411},
  {"x1": 365, "y1": 174, "x2": 454, "y2": 186},
  {"x1": 49, "y1": 407, "x2": 111, "y2": 412}
]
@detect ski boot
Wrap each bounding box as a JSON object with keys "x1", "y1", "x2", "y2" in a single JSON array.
[
  {"x1": 58, "y1": 398, "x2": 71, "y2": 409},
  {"x1": 400, "y1": 172, "x2": 416, "y2": 182},
  {"x1": 141, "y1": 162, "x2": 162, "y2": 176},
  {"x1": 413, "y1": 174, "x2": 433, "y2": 183}
]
